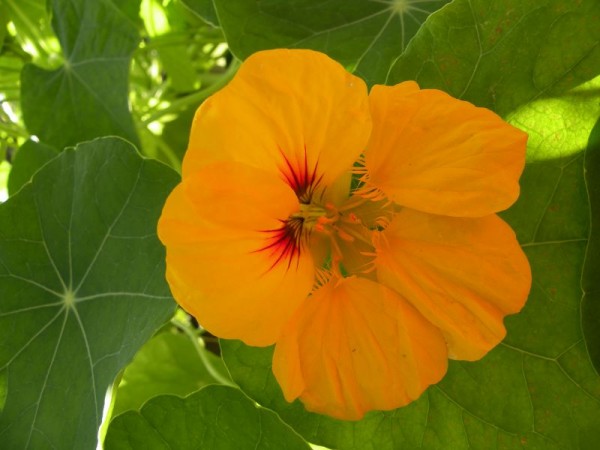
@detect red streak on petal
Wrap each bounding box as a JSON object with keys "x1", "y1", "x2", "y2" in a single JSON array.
[
  {"x1": 254, "y1": 217, "x2": 305, "y2": 272},
  {"x1": 254, "y1": 145, "x2": 325, "y2": 271},
  {"x1": 278, "y1": 145, "x2": 324, "y2": 203}
]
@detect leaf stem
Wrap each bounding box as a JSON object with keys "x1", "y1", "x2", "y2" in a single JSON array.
[
  {"x1": 142, "y1": 59, "x2": 240, "y2": 125},
  {"x1": 171, "y1": 317, "x2": 234, "y2": 387}
]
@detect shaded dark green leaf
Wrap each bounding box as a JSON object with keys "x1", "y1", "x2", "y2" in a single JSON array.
[
  {"x1": 112, "y1": 330, "x2": 232, "y2": 416},
  {"x1": 0, "y1": 137, "x2": 178, "y2": 449},
  {"x1": 181, "y1": 0, "x2": 220, "y2": 28},
  {"x1": 105, "y1": 386, "x2": 310, "y2": 450},
  {"x1": 7, "y1": 139, "x2": 58, "y2": 195},
  {"x1": 213, "y1": 0, "x2": 450, "y2": 86},
  {"x1": 582, "y1": 116, "x2": 600, "y2": 375}
]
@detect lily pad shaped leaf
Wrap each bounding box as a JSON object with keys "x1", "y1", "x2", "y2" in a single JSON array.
[
  {"x1": 213, "y1": 0, "x2": 451, "y2": 86},
  {"x1": 0, "y1": 137, "x2": 178, "y2": 449},
  {"x1": 105, "y1": 385, "x2": 311, "y2": 450},
  {"x1": 111, "y1": 331, "x2": 232, "y2": 416}
]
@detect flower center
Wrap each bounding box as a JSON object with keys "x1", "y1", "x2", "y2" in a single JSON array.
[
  {"x1": 290, "y1": 202, "x2": 338, "y2": 233},
  {"x1": 257, "y1": 149, "x2": 392, "y2": 276},
  {"x1": 257, "y1": 194, "x2": 383, "y2": 282}
]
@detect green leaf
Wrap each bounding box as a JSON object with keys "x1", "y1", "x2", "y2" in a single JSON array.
[
  {"x1": 181, "y1": 0, "x2": 220, "y2": 28},
  {"x1": 154, "y1": 41, "x2": 199, "y2": 93},
  {"x1": 104, "y1": 386, "x2": 311, "y2": 450},
  {"x1": 0, "y1": 137, "x2": 178, "y2": 449},
  {"x1": 112, "y1": 330, "x2": 232, "y2": 417},
  {"x1": 387, "y1": 0, "x2": 600, "y2": 116},
  {"x1": 213, "y1": 0, "x2": 450, "y2": 86},
  {"x1": 221, "y1": 1, "x2": 600, "y2": 449},
  {"x1": 20, "y1": 0, "x2": 142, "y2": 150},
  {"x1": 0, "y1": 3, "x2": 8, "y2": 50},
  {"x1": 583, "y1": 116, "x2": 600, "y2": 374},
  {"x1": 7, "y1": 139, "x2": 58, "y2": 196}
]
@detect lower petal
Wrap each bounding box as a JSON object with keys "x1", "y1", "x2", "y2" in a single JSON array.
[
  {"x1": 273, "y1": 276, "x2": 448, "y2": 420},
  {"x1": 375, "y1": 209, "x2": 531, "y2": 360}
]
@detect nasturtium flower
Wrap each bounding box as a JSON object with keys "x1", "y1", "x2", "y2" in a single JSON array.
[{"x1": 158, "y1": 49, "x2": 531, "y2": 420}]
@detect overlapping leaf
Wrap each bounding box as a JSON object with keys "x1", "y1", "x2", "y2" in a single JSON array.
[
  {"x1": 20, "y1": 0, "x2": 141, "y2": 149},
  {"x1": 105, "y1": 386, "x2": 311, "y2": 450},
  {"x1": 0, "y1": 137, "x2": 178, "y2": 449},
  {"x1": 181, "y1": 0, "x2": 220, "y2": 28},
  {"x1": 111, "y1": 330, "x2": 232, "y2": 416},
  {"x1": 7, "y1": 139, "x2": 58, "y2": 196},
  {"x1": 221, "y1": 0, "x2": 600, "y2": 449},
  {"x1": 213, "y1": 0, "x2": 450, "y2": 86}
]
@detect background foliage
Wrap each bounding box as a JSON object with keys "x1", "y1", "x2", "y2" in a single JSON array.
[{"x1": 0, "y1": 0, "x2": 598, "y2": 449}]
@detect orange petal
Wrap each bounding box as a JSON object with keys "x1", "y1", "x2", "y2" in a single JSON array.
[
  {"x1": 183, "y1": 49, "x2": 372, "y2": 192},
  {"x1": 375, "y1": 209, "x2": 531, "y2": 360},
  {"x1": 158, "y1": 162, "x2": 314, "y2": 346},
  {"x1": 273, "y1": 276, "x2": 448, "y2": 420},
  {"x1": 364, "y1": 83, "x2": 527, "y2": 217}
]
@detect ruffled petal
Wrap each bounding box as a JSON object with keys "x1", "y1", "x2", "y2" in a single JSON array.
[
  {"x1": 375, "y1": 209, "x2": 531, "y2": 360},
  {"x1": 364, "y1": 83, "x2": 527, "y2": 217},
  {"x1": 158, "y1": 162, "x2": 314, "y2": 346},
  {"x1": 273, "y1": 276, "x2": 448, "y2": 420},
  {"x1": 183, "y1": 49, "x2": 372, "y2": 192}
]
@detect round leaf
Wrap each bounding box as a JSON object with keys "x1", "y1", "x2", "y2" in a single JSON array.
[{"x1": 0, "y1": 137, "x2": 178, "y2": 449}]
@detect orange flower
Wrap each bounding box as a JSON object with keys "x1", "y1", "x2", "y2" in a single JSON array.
[{"x1": 157, "y1": 49, "x2": 531, "y2": 420}]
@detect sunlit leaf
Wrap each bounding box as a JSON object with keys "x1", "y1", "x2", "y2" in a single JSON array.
[
  {"x1": 153, "y1": 40, "x2": 199, "y2": 93},
  {"x1": 105, "y1": 386, "x2": 311, "y2": 450},
  {"x1": 2, "y1": 0, "x2": 59, "y2": 66},
  {"x1": 20, "y1": 0, "x2": 141, "y2": 150},
  {"x1": 221, "y1": 1, "x2": 600, "y2": 448},
  {"x1": 112, "y1": 330, "x2": 232, "y2": 417},
  {"x1": 213, "y1": 0, "x2": 450, "y2": 86},
  {"x1": 0, "y1": 137, "x2": 178, "y2": 449}
]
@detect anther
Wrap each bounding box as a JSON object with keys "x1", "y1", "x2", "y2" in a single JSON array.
[{"x1": 336, "y1": 228, "x2": 355, "y2": 243}]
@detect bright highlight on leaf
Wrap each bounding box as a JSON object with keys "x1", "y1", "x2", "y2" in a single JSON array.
[{"x1": 158, "y1": 49, "x2": 531, "y2": 420}]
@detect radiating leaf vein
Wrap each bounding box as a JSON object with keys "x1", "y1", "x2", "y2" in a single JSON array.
[
  {"x1": 25, "y1": 311, "x2": 69, "y2": 449},
  {"x1": 73, "y1": 164, "x2": 142, "y2": 294}
]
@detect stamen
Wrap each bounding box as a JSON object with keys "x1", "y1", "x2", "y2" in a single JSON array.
[
  {"x1": 355, "y1": 184, "x2": 388, "y2": 202},
  {"x1": 338, "y1": 195, "x2": 369, "y2": 212},
  {"x1": 348, "y1": 213, "x2": 360, "y2": 223},
  {"x1": 314, "y1": 267, "x2": 332, "y2": 289},
  {"x1": 335, "y1": 228, "x2": 355, "y2": 243}
]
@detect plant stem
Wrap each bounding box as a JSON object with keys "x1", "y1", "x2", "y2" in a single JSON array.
[
  {"x1": 171, "y1": 317, "x2": 234, "y2": 387},
  {"x1": 142, "y1": 59, "x2": 240, "y2": 125}
]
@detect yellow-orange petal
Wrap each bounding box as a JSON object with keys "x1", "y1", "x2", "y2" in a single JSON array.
[
  {"x1": 273, "y1": 276, "x2": 448, "y2": 420},
  {"x1": 158, "y1": 161, "x2": 314, "y2": 346},
  {"x1": 182, "y1": 49, "x2": 372, "y2": 192},
  {"x1": 364, "y1": 83, "x2": 527, "y2": 217},
  {"x1": 375, "y1": 209, "x2": 531, "y2": 360}
]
